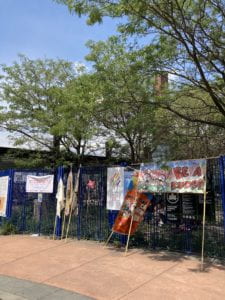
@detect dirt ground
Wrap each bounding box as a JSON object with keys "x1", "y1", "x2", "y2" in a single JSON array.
[{"x1": 0, "y1": 235, "x2": 224, "y2": 300}]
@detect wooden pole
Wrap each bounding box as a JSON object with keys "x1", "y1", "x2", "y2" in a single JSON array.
[
  {"x1": 65, "y1": 203, "x2": 73, "y2": 242},
  {"x1": 61, "y1": 209, "x2": 66, "y2": 240},
  {"x1": 104, "y1": 231, "x2": 114, "y2": 248},
  {"x1": 125, "y1": 213, "x2": 134, "y2": 253},
  {"x1": 200, "y1": 189, "x2": 207, "y2": 271}
]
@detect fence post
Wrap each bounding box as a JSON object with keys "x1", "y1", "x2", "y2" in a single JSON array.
[
  {"x1": 219, "y1": 156, "x2": 225, "y2": 239},
  {"x1": 55, "y1": 166, "x2": 64, "y2": 238},
  {"x1": 77, "y1": 167, "x2": 82, "y2": 240},
  {"x1": 6, "y1": 169, "x2": 14, "y2": 218}
]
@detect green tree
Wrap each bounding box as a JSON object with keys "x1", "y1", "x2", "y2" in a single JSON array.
[
  {"x1": 0, "y1": 55, "x2": 97, "y2": 166},
  {"x1": 55, "y1": 0, "x2": 225, "y2": 128},
  {"x1": 155, "y1": 105, "x2": 225, "y2": 160},
  {"x1": 86, "y1": 36, "x2": 170, "y2": 162}
]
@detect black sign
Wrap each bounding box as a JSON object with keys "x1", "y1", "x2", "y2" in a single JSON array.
[{"x1": 167, "y1": 193, "x2": 180, "y2": 221}]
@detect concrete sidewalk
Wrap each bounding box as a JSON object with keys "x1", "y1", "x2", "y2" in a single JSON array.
[{"x1": 0, "y1": 236, "x2": 224, "y2": 300}]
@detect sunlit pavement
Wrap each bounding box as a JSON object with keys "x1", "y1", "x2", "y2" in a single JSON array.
[{"x1": 0, "y1": 235, "x2": 224, "y2": 300}]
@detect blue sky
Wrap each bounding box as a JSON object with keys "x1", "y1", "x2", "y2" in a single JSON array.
[
  {"x1": 0, "y1": 0, "x2": 119, "y2": 147},
  {"x1": 0, "y1": 0, "x2": 119, "y2": 66}
]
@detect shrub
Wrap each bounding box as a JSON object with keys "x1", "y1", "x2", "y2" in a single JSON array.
[{"x1": 0, "y1": 222, "x2": 17, "y2": 235}]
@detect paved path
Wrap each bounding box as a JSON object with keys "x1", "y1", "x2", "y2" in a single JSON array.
[{"x1": 0, "y1": 235, "x2": 224, "y2": 300}]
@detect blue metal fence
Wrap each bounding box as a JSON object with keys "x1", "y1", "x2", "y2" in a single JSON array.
[
  {"x1": 0, "y1": 168, "x2": 57, "y2": 235},
  {"x1": 0, "y1": 158, "x2": 225, "y2": 259}
]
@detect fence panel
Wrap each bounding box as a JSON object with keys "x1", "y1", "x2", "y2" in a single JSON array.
[
  {"x1": 9, "y1": 169, "x2": 56, "y2": 235},
  {"x1": 128, "y1": 158, "x2": 225, "y2": 259},
  {"x1": 63, "y1": 166, "x2": 109, "y2": 242}
]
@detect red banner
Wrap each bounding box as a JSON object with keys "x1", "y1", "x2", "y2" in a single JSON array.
[{"x1": 112, "y1": 189, "x2": 151, "y2": 235}]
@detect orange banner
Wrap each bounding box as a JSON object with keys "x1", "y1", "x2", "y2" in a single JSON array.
[{"x1": 112, "y1": 189, "x2": 151, "y2": 235}]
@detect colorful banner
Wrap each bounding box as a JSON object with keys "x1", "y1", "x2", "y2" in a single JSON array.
[
  {"x1": 138, "y1": 159, "x2": 206, "y2": 194},
  {"x1": 107, "y1": 167, "x2": 124, "y2": 210},
  {"x1": 112, "y1": 189, "x2": 152, "y2": 235},
  {"x1": 26, "y1": 175, "x2": 54, "y2": 193},
  {"x1": 0, "y1": 176, "x2": 9, "y2": 217}
]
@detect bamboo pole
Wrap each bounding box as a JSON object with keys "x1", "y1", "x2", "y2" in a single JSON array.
[
  {"x1": 104, "y1": 231, "x2": 114, "y2": 248},
  {"x1": 125, "y1": 213, "x2": 134, "y2": 253},
  {"x1": 65, "y1": 203, "x2": 73, "y2": 243},
  {"x1": 61, "y1": 209, "x2": 66, "y2": 240}
]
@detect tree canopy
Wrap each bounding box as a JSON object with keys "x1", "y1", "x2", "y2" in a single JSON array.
[
  {"x1": 86, "y1": 36, "x2": 162, "y2": 162},
  {"x1": 55, "y1": 0, "x2": 225, "y2": 128},
  {"x1": 1, "y1": 0, "x2": 225, "y2": 165},
  {"x1": 0, "y1": 55, "x2": 98, "y2": 166}
]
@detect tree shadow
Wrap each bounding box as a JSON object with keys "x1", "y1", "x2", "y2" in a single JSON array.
[
  {"x1": 188, "y1": 260, "x2": 225, "y2": 273},
  {"x1": 104, "y1": 243, "x2": 225, "y2": 272},
  {"x1": 139, "y1": 249, "x2": 187, "y2": 262}
]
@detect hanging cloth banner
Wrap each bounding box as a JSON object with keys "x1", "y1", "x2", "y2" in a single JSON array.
[
  {"x1": 72, "y1": 168, "x2": 81, "y2": 216},
  {"x1": 26, "y1": 175, "x2": 54, "y2": 193},
  {"x1": 65, "y1": 170, "x2": 73, "y2": 216},
  {"x1": 138, "y1": 159, "x2": 207, "y2": 194},
  {"x1": 107, "y1": 167, "x2": 124, "y2": 210},
  {"x1": 0, "y1": 176, "x2": 9, "y2": 217},
  {"x1": 112, "y1": 189, "x2": 152, "y2": 235},
  {"x1": 56, "y1": 177, "x2": 65, "y2": 218}
]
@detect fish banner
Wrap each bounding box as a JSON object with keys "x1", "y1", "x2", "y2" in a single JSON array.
[{"x1": 138, "y1": 159, "x2": 207, "y2": 194}]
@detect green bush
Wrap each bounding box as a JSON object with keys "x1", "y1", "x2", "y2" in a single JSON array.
[{"x1": 0, "y1": 222, "x2": 17, "y2": 235}]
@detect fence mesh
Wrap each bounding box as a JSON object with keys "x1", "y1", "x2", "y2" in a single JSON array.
[
  {"x1": 0, "y1": 158, "x2": 225, "y2": 259},
  {"x1": 0, "y1": 169, "x2": 57, "y2": 235}
]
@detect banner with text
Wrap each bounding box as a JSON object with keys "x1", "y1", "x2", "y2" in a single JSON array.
[
  {"x1": 0, "y1": 176, "x2": 9, "y2": 217},
  {"x1": 138, "y1": 159, "x2": 206, "y2": 194},
  {"x1": 26, "y1": 175, "x2": 54, "y2": 193}
]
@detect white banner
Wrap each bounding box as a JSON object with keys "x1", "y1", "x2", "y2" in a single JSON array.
[
  {"x1": 0, "y1": 176, "x2": 9, "y2": 217},
  {"x1": 26, "y1": 175, "x2": 54, "y2": 193},
  {"x1": 107, "y1": 167, "x2": 124, "y2": 210}
]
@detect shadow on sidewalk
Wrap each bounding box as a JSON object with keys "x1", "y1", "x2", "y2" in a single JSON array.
[{"x1": 105, "y1": 243, "x2": 225, "y2": 273}]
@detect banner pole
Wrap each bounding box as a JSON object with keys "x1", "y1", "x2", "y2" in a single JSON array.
[
  {"x1": 104, "y1": 231, "x2": 114, "y2": 247},
  {"x1": 61, "y1": 209, "x2": 66, "y2": 240},
  {"x1": 125, "y1": 213, "x2": 134, "y2": 253},
  {"x1": 65, "y1": 204, "x2": 73, "y2": 242}
]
